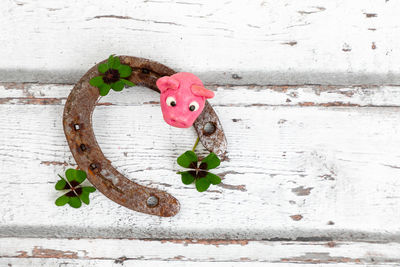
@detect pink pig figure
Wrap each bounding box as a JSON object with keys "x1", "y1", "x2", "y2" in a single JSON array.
[{"x1": 156, "y1": 72, "x2": 214, "y2": 128}]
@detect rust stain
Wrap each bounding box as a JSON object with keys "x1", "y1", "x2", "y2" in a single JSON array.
[
  {"x1": 143, "y1": 101, "x2": 160, "y2": 104},
  {"x1": 271, "y1": 85, "x2": 290, "y2": 92},
  {"x1": 326, "y1": 241, "x2": 337, "y2": 247},
  {"x1": 298, "y1": 101, "x2": 359, "y2": 107},
  {"x1": 1, "y1": 82, "x2": 27, "y2": 90},
  {"x1": 172, "y1": 255, "x2": 185, "y2": 260},
  {"x1": 158, "y1": 239, "x2": 249, "y2": 247},
  {"x1": 335, "y1": 90, "x2": 355, "y2": 97},
  {"x1": 282, "y1": 252, "x2": 362, "y2": 263},
  {"x1": 372, "y1": 42, "x2": 377, "y2": 50},
  {"x1": 364, "y1": 13, "x2": 377, "y2": 18},
  {"x1": 218, "y1": 182, "x2": 247, "y2": 192},
  {"x1": 32, "y1": 246, "x2": 79, "y2": 259},
  {"x1": 16, "y1": 251, "x2": 28, "y2": 258},
  {"x1": 282, "y1": 41, "x2": 297, "y2": 46},
  {"x1": 24, "y1": 98, "x2": 63, "y2": 105},
  {"x1": 216, "y1": 171, "x2": 246, "y2": 192},
  {"x1": 327, "y1": 221, "x2": 335, "y2": 225},
  {"x1": 96, "y1": 102, "x2": 114, "y2": 106},
  {"x1": 292, "y1": 186, "x2": 313, "y2": 196},
  {"x1": 14, "y1": 247, "x2": 79, "y2": 259},
  {"x1": 290, "y1": 214, "x2": 303, "y2": 221},
  {"x1": 40, "y1": 161, "x2": 69, "y2": 166},
  {"x1": 0, "y1": 97, "x2": 63, "y2": 105},
  {"x1": 368, "y1": 28, "x2": 376, "y2": 31}
]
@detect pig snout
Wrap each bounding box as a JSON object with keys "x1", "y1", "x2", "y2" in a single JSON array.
[{"x1": 163, "y1": 111, "x2": 193, "y2": 128}]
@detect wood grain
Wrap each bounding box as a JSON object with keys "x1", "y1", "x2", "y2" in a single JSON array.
[
  {"x1": 1, "y1": 238, "x2": 400, "y2": 265},
  {"x1": 1, "y1": 83, "x2": 400, "y2": 241},
  {"x1": 1, "y1": 0, "x2": 400, "y2": 85}
]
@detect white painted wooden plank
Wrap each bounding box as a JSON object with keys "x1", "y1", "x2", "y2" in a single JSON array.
[
  {"x1": 1, "y1": 0, "x2": 400, "y2": 85},
  {"x1": 4, "y1": 259, "x2": 394, "y2": 267},
  {"x1": 2, "y1": 83, "x2": 400, "y2": 107},
  {"x1": 2, "y1": 259, "x2": 352, "y2": 267},
  {"x1": 1, "y1": 238, "x2": 400, "y2": 265},
  {"x1": 1, "y1": 85, "x2": 400, "y2": 240}
]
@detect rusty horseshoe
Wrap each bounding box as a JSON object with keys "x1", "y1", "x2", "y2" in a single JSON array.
[{"x1": 63, "y1": 56, "x2": 227, "y2": 217}]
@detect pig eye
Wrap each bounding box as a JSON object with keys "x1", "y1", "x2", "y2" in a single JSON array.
[
  {"x1": 189, "y1": 101, "x2": 199, "y2": 112},
  {"x1": 166, "y1": 96, "x2": 176, "y2": 107}
]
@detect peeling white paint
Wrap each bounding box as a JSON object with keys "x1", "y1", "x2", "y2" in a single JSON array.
[{"x1": 0, "y1": 0, "x2": 400, "y2": 84}]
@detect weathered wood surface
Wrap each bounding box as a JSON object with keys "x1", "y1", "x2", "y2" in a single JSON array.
[
  {"x1": 1, "y1": 83, "x2": 400, "y2": 243},
  {"x1": 1, "y1": 238, "x2": 400, "y2": 265},
  {"x1": 3, "y1": 0, "x2": 400, "y2": 264},
  {"x1": 1, "y1": 0, "x2": 400, "y2": 85}
]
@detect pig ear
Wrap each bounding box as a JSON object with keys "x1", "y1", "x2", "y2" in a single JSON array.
[
  {"x1": 191, "y1": 85, "x2": 215, "y2": 99},
  {"x1": 156, "y1": 76, "x2": 180, "y2": 93}
]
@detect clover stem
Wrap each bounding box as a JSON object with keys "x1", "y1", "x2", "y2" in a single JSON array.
[{"x1": 192, "y1": 137, "x2": 200, "y2": 152}]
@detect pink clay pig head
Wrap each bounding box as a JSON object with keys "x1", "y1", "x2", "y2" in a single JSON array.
[{"x1": 156, "y1": 72, "x2": 214, "y2": 128}]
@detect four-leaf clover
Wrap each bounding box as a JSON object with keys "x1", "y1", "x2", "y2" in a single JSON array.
[
  {"x1": 177, "y1": 151, "x2": 221, "y2": 192},
  {"x1": 89, "y1": 55, "x2": 135, "y2": 96},
  {"x1": 55, "y1": 169, "x2": 96, "y2": 208}
]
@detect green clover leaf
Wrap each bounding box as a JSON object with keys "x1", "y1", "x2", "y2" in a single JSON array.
[
  {"x1": 99, "y1": 83, "x2": 112, "y2": 96},
  {"x1": 55, "y1": 195, "x2": 69, "y2": 206},
  {"x1": 89, "y1": 55, "x2": 136, "y2": 96},
  {"x1": 205, "y1": 172, "x2": 221, "y2": 185},
  {"x1": 54, "y1": 168, "x2": 96, "y2": 208},
  {"x1": 69, "y1": 196, "x2": 82, "y2": 208},
  {"x1": 195, "y1": 178, "x2": 211, "y2": 192},
  {"x1": 111, "y1": 80, "x2": 125, "y2": 91},
  {"x1": 89, "y1": 76, "x2": 104, "y2": 87},
  {"x1": 121, "y1": 79, "x2": 135, "y2": 87},
  {"x1": 201, "y1": 153, "x2": 221, "y2": 170},
  {"x1": 79, "y1": 192, "x2": 90, "y2": 205},
  {"x1": 98, "y1": 63, "x2": 108, "y2": 74},
  {"x1": 107, "y1": 54, "x2": 115, "y2": 68},
  {"x1": 112, "y1": 56, "x2": 121, "y2": 69},
  {"x1": 55, "y1": 178, "x2": 68, "y2": 190},
  {"x1": 179, "y1": 171, "x2": 195, "y2": 185},
  {"x1": 177, "y1": 150, "x2": 222, "y2": 192},
  {"x1": 177, "y1": 151, "x2": 198, "y2": 168},
  {"x1": 117, "y1": 64, "x2": 132, "y2": 77},
  {"x1": 65, "y1": 169, "x2": 86, "y2": 184}
]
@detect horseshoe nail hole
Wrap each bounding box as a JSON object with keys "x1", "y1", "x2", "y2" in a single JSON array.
[
  {"x1": 141, "y1": 68, "x2": 150, "y2": 74},
  {"x1": 80, "y1": 144, "x2": 87, "y2": 151},
  {"x1": 203, "y1": 122, "x2": 216, "y2": 135},
  {"x1": 89, "y1": 163, "x2": 97, "y2": 170},
  {"x1": 74, "y1": 124, "x2": 80, "y2": 131},
  {"x1": 146, "y1": 195, "x2": 159, "y2": 208}
]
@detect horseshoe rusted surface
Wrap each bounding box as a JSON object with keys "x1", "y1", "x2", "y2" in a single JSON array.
[{"x1": 63, "y1": 56, "x2": 227, "y2": 217}]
